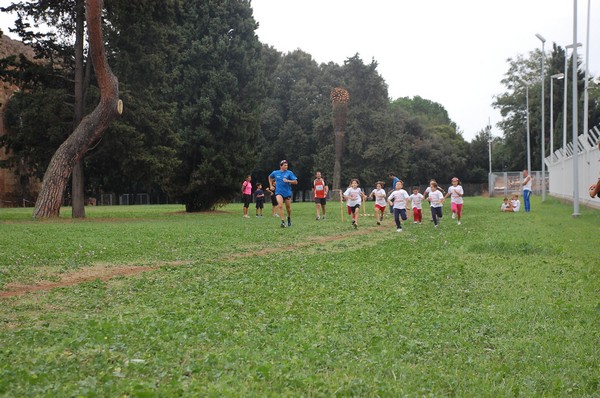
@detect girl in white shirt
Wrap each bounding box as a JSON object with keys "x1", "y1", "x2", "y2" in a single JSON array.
[
  {"x1": 445, "y1": 177, "x2": 464, "y2": 225},
  {"x1": 343, "y1": 179, "x2": 365, "y2": 229},
  {"x1": 368, "y1": 181, "x2": 387, "y2": 226}
]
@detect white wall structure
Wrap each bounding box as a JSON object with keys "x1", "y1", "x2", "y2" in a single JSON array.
[{"x1": 546, "y1": 125, "x2": 600, "y2": 209}]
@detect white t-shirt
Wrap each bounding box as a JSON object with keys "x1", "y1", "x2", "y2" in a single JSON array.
[
  {"x1": 409, "y1": 193, "x2": 424, "y2": 209},
  {"x1": 511, "y1": 199, "x2": 521, "y2": 212},
  {"x1": 343, "y1": 187, "x2": 363, "y2": 207},
  {"x1": 447, "y1": 185, "x2": 464, "y2": 204},
  {"x1": 371, "y1": 188, "x2": 387, "y2": 207},
  {"x1": 429, "y1": 190, "x2": 444, "y2": 208},
  {"x1": 523, "y1": 175, "x2": 532, "y2": 192},
  {"x1": 388, "y1": 189, "x2": 409, "y2": 209}
]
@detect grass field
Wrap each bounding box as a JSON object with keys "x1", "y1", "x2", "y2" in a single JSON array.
[{"x1": 0, "y1": 197, "x2": 599, "y2": 397}]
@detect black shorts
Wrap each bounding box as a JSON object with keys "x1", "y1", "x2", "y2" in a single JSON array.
[
  {"x1": 314, "y1": 198, "x2": 327, "y2": 206},
  {"x1": 256, "y1": 199, "x2": 264, "y2": 209},
  {"x1": 243, "y1": 194, "x2": 252, "y2": 207}
]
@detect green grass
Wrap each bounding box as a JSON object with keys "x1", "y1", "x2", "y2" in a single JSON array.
[{"x1": 0, "y1": 197, "x2": 599, "y2": 397}]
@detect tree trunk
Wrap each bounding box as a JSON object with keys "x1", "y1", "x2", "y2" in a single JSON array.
[
  {"x1": 71, "y1": 0, "x2": 86, "y2": 218},
  {"x1": 33, "y1": 0, "x2": 119, "y2": 219},
  {"x1": 332, "y1": 101, "x2": 348, "y2": 191}
]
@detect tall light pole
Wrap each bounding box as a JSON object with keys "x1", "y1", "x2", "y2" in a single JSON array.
[
  {"x1": 488, "y1": 124, "x2": 493, "y2": 196},
  {"x1": 572, "y1": 0, "x2": 580, "y2": 217},
  {"x1": 583, "y1": 0, "x2": 591, "y2": 140},
  {"x1": 536, "y1": 33, "x2": 546, "y2": 201},
  {"x1": 550, "y1": 73, "x2": 564, "y2": 163},
  {"x1": 522, "y1": 81, "x2": 532, "y2": 173},
  {"x1": 563, "y1": 43, "x2": 581, "y2": 152}
]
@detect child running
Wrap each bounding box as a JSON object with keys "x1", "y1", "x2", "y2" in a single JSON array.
[
  {"x1": 343, "y1": 179, "x2": 365, "y2": 229},
  {"x1": 409, "y1": 186, "x2": 424, "y2": 224},
  {"x1": 387, "y1": 180, "x2": 409, "y2": 232},
  {"x1": 427, "y1": 181, "x2": 445, "y2": 228},
  {"x1": 445, "y1": 177, "x2": 464, "y2": 225},
  {"x1": 368, "y1": 181, "x2": 387, "y2": 225}
]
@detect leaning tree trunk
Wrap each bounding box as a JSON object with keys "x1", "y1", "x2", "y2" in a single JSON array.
[
  {"x1": 71, "y1": 0, "x2": 86, "y2": 218},
  {"x1": 331, "y1": 87, "x2": 349, "y2": 191},
  {"x1": 33, "y1": 0, "x2": 120, "y2": 219}
]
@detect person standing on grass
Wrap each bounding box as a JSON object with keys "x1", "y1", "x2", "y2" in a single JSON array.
[
  {"x1": 521, "y1": 170, "x2": 532, "y2": 212},
  {"x1": 241, "y1": 175, "x2": 252, "y2": 218},
  {"x1": 254, "y1": 183, "x2": 265, "y2": 217},
  {"x1": 269, "y1": 160, "x2": 298, "y2": 228},
  {"x1": 445, "y1": 177, "x2": 464, "y2": 225},
  {"x1": 368, "y1": 181, "x2": 387, "y2": 225},
  {"x1": 343, "y1": 178, "x2": 365, "y2": 229},
  {"x1": 387, "y1": 180, "x2": 409, "y2": 232},
  {"x1": 409, "y1": 186, "x2": 424, "y2": 224},
  {"x1": 427, "y1": 181, "x2": 445, "y2": 228},
  {"x1": 312, "y1": 171, "x2": 329, "y2": 220}
]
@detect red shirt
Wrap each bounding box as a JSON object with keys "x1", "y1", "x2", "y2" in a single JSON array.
[{"x1": 313, "y1": 179, "x2": 326, "y2": 198}]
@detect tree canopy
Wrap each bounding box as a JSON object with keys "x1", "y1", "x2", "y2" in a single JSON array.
[{"x1": 4, "y1": 1, "x2": 596, "y2": 210}]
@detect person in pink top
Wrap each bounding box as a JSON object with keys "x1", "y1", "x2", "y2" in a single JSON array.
[{"x1": 241, "y1": 175, "x2": 252, "y2": 218}]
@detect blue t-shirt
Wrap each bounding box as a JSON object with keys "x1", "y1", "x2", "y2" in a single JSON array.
[{"x1": 269, "y1": 169, "x2": 298, "y2": 198}]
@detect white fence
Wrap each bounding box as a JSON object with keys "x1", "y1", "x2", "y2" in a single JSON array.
[
  {"x1": 488, "y1": 171, "x2": 546, "y2": 198},
  {"x1": 545, "y1": 125, "x2": 600, "y2": 209}
]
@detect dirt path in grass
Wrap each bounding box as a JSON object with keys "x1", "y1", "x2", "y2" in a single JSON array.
[{"x1": 0, "y1": 227, "x2": 383, "y2": 299}]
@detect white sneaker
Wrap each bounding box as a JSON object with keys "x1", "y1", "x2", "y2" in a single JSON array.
[
  {"x1": 452, "y1": 213, "x2": 456, "y2": 219},
  {"x1": 396, "y1": 228, "x2": 402, "y2": 232},
  {"x1": 457, "y1": 221, "x2": 461, "y2": 225},
  {"x1": 434, "y1": 224, "x2": 439, "y2": 228}
]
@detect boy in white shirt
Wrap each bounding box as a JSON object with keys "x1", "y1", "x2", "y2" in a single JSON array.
[
  {"x1": 427, "y1": 182, "x2": 445, "y2": 227},
  {"x1": 387, "y1": 180, "x2": 409, "y2": 232},
  {"x1": 409, "y1": 186, "x2": 424, "y2": 224}
]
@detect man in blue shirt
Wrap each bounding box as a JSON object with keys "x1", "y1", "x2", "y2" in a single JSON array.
[{"x1": 269, "y1": 160, "x2": 298, "y2": 227}]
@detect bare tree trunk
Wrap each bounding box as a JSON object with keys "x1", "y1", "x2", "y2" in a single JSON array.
[
  {"x1": 331, "y1": 88, "x2": 349, "y2": 191},
  {"x1": 71, "y1": 0, "x2": 86, "y2": 218},
  {"x1": 33, "y1": 0, "x2": 119, "y2": 219}
]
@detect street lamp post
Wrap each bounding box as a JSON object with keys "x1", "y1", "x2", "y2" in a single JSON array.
[
  {"x1": 522, "y1": 81, "x2": 532, "y2": 173},
  {"x1": 536, "y1": 33, "x2": 546, "y2": 202},
  {"x1": 583, "y1": 0, "x2": 591, "y2": 141},
  {"x1": 563, "y1": 43, "x2": 581, "y2": 152},
  {"x1": 550, "y1": 73, "x2": 564, "y2": 163},
  {"x1": 572, "y1": 0, "x2": 580, "y2": 217}
]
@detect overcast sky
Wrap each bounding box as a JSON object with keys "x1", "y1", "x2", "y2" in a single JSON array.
[
  {"x1": 251, "y1": 0, "x2": 599, "y2": 141},
  {"x1": 1, "y1": 1, "x2": 598, "y2": 141}
]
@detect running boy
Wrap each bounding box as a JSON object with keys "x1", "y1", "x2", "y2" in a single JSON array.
[
  {"x1": 387, "y1": 180, "x2": 409, "y2": 232},
  {"x1": 368, "y1": 181, "x2": 387, "y2": 225},
  {"x1": 409, "y1": 186, "x2": 424, "y2": 224},
  {"x1": 427, "y1": 181, "x2": 445, "y2": 227},
  {"x1": 343, "y1": 179, "x2": 365, "y2": 229}
]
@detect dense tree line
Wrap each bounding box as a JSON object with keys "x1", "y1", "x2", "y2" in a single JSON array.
[{"x1": 1, "y1": 1, "x2": 598, "y2": 213}]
